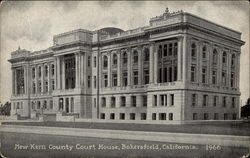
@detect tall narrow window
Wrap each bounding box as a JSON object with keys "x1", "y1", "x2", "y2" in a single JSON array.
[
  {"x1": 32, "y1": 67, "x2": 36, "y2": 79},
  {"x1": 230, "y1": 72, "x2": 235, "y2": 88},
  {"x1": 232, "y1": 97, "x2": 236, "y2": 108},
  {"x1": 191, "y1": 94, "x2": 197, "y2": 106},
  {"x1": 143, "y1": 95, "x2": 147, "y2": 107},
  {"x1": 174, "y1": 42, "x2": 178, "y2": 56},
  {"x1": 131, "y1": 96, "x2": 136, "y2": 107},
  {"x1": 52, "y1": 80, "x2": 55, "y2": 90},
  {"x1": 94, "y1": 76, "x2": 96, "y2": 88},
  {"x1": 94, "y1": 57, "x2": 97, "y2": 67},
  {"x1": 32, "y1": 82, "x2": 36, "y2": 94},
  {"x1": 45, "y1": 65, "x2": 48, "y2": 77},
  {"x1": 203, "y1": 95, "x2": 208, "y2": 106},
  {"x1": 103, "y1": 55, "x2": 108, "y2": 68},
  {"x1": 101, "y1": 97, "x2": 106, "y2": 107},
  {"x1": 223, "y1": 96, "x2": 227, "y2": 107},
  {"x1": 163, "y1": 44, "x2": 168, "y2": 56},
  {"x1": 133, "y1": 70, "x2": 138, "y2": 85},
  {"x1": 154, "y1": 95, "x2": 157, "y2": 106},
  {"x1": 158, "y1": 45, "x2": 162, "y2": 59},
  {"x1": 104, "y1": 74, "x2": 108, "y2": 87},
  {"x1": 122, "y1": 72, "x2": 127, "y2": 86},
  {"x1": 112, "y1": 73, "x2": 117, "y2": 87},
  {"x1": 222, "y1": 71, "x2": 227, "y2": 86},
  {"x1": 144, "y1": 48, "x2": 149, "y2": 61},
  {"x1": 212, "y1": 70, "x2": 217, "y2": 85},
  {"x1": 222, "y1": 52, "x2": 227, "y2": 64},
  {"x1": 111, "y1": 97, "x2": 116, "y2": 108},
  {"x1": 123, "y1": 52, "x2": 127, "y2": 64},
  {"x1": 133, "y1": 50, "x2": 138, "y2": 63},
  {"x1": 213, "y1": 49, "x2": 218, "y2": 65},
  {"x1": 121, "y1": 96, "x2": 126, "y2": 107},
  {"x1": 45, "y1": 81, "x2": 48, "y2": 92},
  {"x1": 51, "y1": 64, "x2": 55, "y2": 76},
  {"x1": 88, "y1": 56, "x2": 91, "y2": 67},
  {"x1": 191, "y1": 65, "x2": 196, "y2": 82},
  {"x1": 169, "y1": 113, "x2": 173, "y2": 120},
  {"x1": 113, "y1": 54, "x2": 117, "y2": 65},
  {"x1": 88, "y1": 76, "x2": 91, "y2": 88},
  {"x1": 191, "y1": 43, "x2": 197, "y2": 59},
  {"x1": 202, "y1": 67, "x2": 207, "y2": 83},
  {"x1": 38, "y1": 66, "x2": 42, "y2": 78},
  {"x1": 231, "y1": 54, "x2": 236, "y2": 67},
  {"x1": 144, "y1": 70, "x2": 149, "y2": 84},
  {"x1": 170, "y1": 94, "x2": 174, "y2": 106},
  {"x1": 213, "y1": 96, "x2": 218, "y2": 107},
  {"x1": 202, "y1": 46, "x2": 207, "y2": 59},
  {"x1": 168, "y1": 43, "x2": 173, "y2": 56}
]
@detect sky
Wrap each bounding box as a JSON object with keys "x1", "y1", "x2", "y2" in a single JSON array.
[{"x1": 0, "y1": 1, "x2": 249, "y2": 105}]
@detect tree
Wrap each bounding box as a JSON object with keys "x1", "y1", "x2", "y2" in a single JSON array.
[
  {"x1": 241, "y1": 98, "x2": 250, "y2": 118},
  {"x1": 0, "y1": 101, "x2": 11, "y2": 116}
]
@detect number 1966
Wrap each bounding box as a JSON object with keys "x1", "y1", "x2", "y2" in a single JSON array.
[{"x1": 205, "y1": 145, "x2": 222, "y2": 150}]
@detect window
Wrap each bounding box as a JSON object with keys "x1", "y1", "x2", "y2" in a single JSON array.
[
  {"x1": 45, "y1": 65, "x2": 48, "y2": 77},
  {"x1": 94, "y1": 57, "x2": 97, "y2": 67},
  {"x1": 158, "y1": 45, "x2": 162, "y2": 58},
  {"x1": 111, "y1": 97, "x2": 116, "y2": 108},
  {"x1": 94, "y1": 76, "x2": 96, "y2": 88},
  {"x1": 122, "y1": 52, "x2": 127, "y2": 64},
  {"x1": 191, "y1": 94, "x2": 197, "y2": 106},
  {"x1": 152, "y1": 113, "x2": 156, "y2": 120},
  {"x1": 144, "y1": 48, "x2": 149, "y2": 61},
  {"x1": 170, "y1": 94, "x2": 174, "y2": 106},
  {"x1": 38, "y1": 81, "x2": 42, "y2": 93},
  {"x1": 120, "y1": 113, "x2": 125, "y2": 120},
  {"x1": 142, "y1": 95, "x2": 147, "y2": 107},
  {"x1": 141, "y1": 113, "x2": 147, "y2": 120},
  {"x1": 160, "y1": 95, "x2": 164, "y2": 106},
  {"x1": 154, "y1": 95, "x2": 157, "y2": 106},
  {"x1": 222, "y1": 72, "x2": 227, "y2": 86},
  {"x1": 133, "y1": 70, "x2": 138, "y2": 85},
  {"x1": 232, "y1": 97, "x2": 236, "y2": 108},
  {"x1": 122, "y1": 72, "x2": 127, "y2": 86},
  {"x1": 203, "y1": 95, "x2": 208, "y2": 107},
  {"x1": 143, "y1": 70, "x2": 149, "y2": 84},
  {"x1": 94, "y1": 98, "x2": 96, "y2": 108},
  {"x1": 52, "y1": 80, "x2": 55, "y2": 90},
  {"x1": 232, "y1": 113, "x2": 237, "y2": 120},
  {"x1": 101, "y1": 97, "x2": 106, "y2": 107},
  {"x1": 45, "y1": 81, "x2": 48, "y2": 92},
  {"x1": 104, "y1": 74, "x2": 108, "y2": 87},
  {"x1": 163, "y1": 44, "x2": 168, "y2": 56},
  {"x1": 110, "y1": 113, "x2": 115, "y2": 120},
  {"x1": 112, "y1": 73, "x2": 117, "y2": 87},
  {"x1": 130, "y1": 113, "x2": 135, "y2": 120},
  {"x1": 213, "y1": 96, "x2": 218, "y2": 107},
  {"x1": 214, "y1": 113, "x2": 219, "y2": 120},
  {"x1": 169, "y1": 113, "x2": 173, "y2": 120},
  {"x1": 113, "y1": 54, "x2": 117, "y2": 65},
  {"x1": 222, "y1": 51, "x2": 227, "y2": 64},
  {"x1": 202, "y1": 67, "x2": 207, "y2": 83},
  {"x1": 212, "y1": 70, "x2": 217, "y2": 85},
  {"x1": 231, "y1": 54, "x2": 236, "y2": 67},
  {"x1": 37, "y1": 101, "x2": 41, "y2": 109},
  {"x1": 168, "y1": 43, "x2": 173, "y2": 56},
  {"x1": 224, "y1": 113, "x2": 228, "y2": 120},
  {"x1": 159, "y1": 113, "x2": 166, "y2": 120},
  {"x1": 223, "y1": 96, "x2": 227, "y2": 107},
  {"x1": 191, "y1": 65, "x2": 196, "y2": 82},
  {"x1": 44, "y1": 100, "x2": 47, "y2": 109},
  {"x1": 50, "y1": 64, "x2": 54, "y2": 77},
  {"x1": 121, "y1": 96, "x2": 126, "y2": 107},
  {"x1": 100, "y1": 113, "x2": 105, "y2": 119},
  {"x1": 191, "y1": 43, "x2": 197, "y2": 58},
  {"x1": 88, "y1": 56, "x2": 91, "y2": 67},
  {"x1": 193, "y1": 113, "x2": 198, "y2": 120},
  {"x1": 174, "y1": 66, "x2": 177, "y2": 81},
  {"x1": 230, "y1": 72, "x2": 235, "y2": 87},
  {"x1": 32, "y1": 82, "x2": 36, "y2": 94},
  {"x1": 32, "y1": 67, "x2": 36, "y2": 79},
  {"x1": 202, "y1": 46, "x2": 207, "y2": 59},
  {"x1": 204, "y1": 113, "x2": 209, "y2": 120},
  {"x1": 174, "y1": 42, "x2": 178, "y2": 56},
  {"x1": 38, "y1": 66, "x2": 42, "y2": 78},
  {"x1": 131, "y1": 96, "x2": 136, "y2": 107},
  {"x1": 88, "y1": 76, "x2": 91, "y2": 88},
  {"x1": 213, "y1": 49, "x2": 218, "y2": 64},
  {"x1": 103, "y1": 55, "x2": 108, "y2": 68},
  {"x1": 65, "y1": 54, "x2": 76, "y2": 89},
  {"x1": 133, "y1": 50, "x2": 138, "y2": 63}
]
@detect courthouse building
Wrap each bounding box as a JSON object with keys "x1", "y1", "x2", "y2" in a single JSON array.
[{"x1": 9, "y1": 9, "x2": 245, "y2": 121}]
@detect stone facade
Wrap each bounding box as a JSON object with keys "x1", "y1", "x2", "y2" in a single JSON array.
[{"x1": 9, "y1": 9, "x2": 245, "y2": 121}]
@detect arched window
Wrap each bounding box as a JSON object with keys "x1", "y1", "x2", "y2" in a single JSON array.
[
  {"x1": 202, "y1": 46, "x2": 207, "y2": 59},
  {"x1": 113, "y1": 54, "x2": 117, "y2": 65},
  {"x1": 133, "y1": 50, "x2": 138, "y2": 63},
  {"x1": 144, "y1": 48, "x2": 149, "y2": 61},
  {"x1": 191, "y1": 43, "x2": 197, "y2": 58},
  {"x1": 38, "y1": 66, "x2": 42, "y2": 78},
  {"x1": 122, "y1": 52, "x2": 127, "y2": 64},
  {"x1": 213, "y1": 49, "x2": 218, "y2": 64},
  {"x1": 222, "y1": 51, "x2": 227, "y2": 64},
  {"x1": 103, "y1": 55, "x2": 108, "y2": 68},
  {"x1": 231, "y1": 54, "x2": 236, "y2": 67},
  {"x1": 158, "y1": 45, "x2": 162, "y2": 58}
]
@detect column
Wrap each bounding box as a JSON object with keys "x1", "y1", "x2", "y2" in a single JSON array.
[
  {"x1": 236, "y1": 54, "x2": 240, "y2": 89},
  {"x1": 56, "y1": 56, "x2": 61, "y2": 90},
  {"x1": 75, "y1": 53, "x2": 80, "y2": 88},
  {"x1": 41, "y1": 64, "x2": 44, "y2": 93},
  {"x1": 182, "y1": 35, "x2": 187, "y2": 83},
  {"x1": 197, "y1": 41, "x2": 201, "y2": 83},
  {"x1": 149, "y1": 43, "x2": 154, "y2": 84},
  {"x1": 48, "y1": 63, "x2": 51, "y2": 92},
  {"x1": 24, "y1": 65, "x2": 27, "y2": 94},
  {"x1": 138, "y1": 46, "x2": 142, "y2": 85},
  {"x1": 69, "y1": 98, "x2": 71, "y2": 113},
  {"x1": 177, "y1": 37, "x2": 183, "y2": 81},
  {"x1": 117, "y1": 50, "x2": 121, "y2": 86},
  {"x1": 228, "y1": 51, "x2": 232, "y2": 88},
  {"x1": 108, "y1": 52, "x2": 111, "y2": 87},
  {"x1": 35, "y1": 65, "x2": 39, "y2": 93},
  {"x1": 12, "y1": 69, "x2": 15, "y2": 95},
  {"x1": 61, "y1": 57, "x2": 65, "y2": 89},
  {"x1": 217, "y1": 48, "x2": 222, "y2": 86},
  {"x1": 154, "y1": 45, "x2": 158, "y2": 84},
  {"x1": 156, "y1": 94, "x2": 160, "y2": 106},
  {"x1": 83, "y1": 53, "x2": 87, "y2": 90},
  {"x1": 127, "y1": 47, "x2": 131, "y2": 86},
  {"x1": 80, "y1": 53, "x2": 84, "y2": 86}
]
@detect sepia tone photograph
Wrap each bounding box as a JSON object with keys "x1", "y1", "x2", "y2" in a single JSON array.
[{"x1": 0, "y1": 1, "x2": 249, "y2": 158}]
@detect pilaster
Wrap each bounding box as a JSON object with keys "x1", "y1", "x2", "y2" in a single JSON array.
[{"x1": 149, "y1": 43, "x2": 154, "y2": 83}]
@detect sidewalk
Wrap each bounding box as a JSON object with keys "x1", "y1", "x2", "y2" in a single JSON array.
[{"x1": 1, "y1": 125, "x2": 249, "y2": 148}]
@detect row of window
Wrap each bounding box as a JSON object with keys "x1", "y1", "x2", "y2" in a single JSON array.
[
  {"x1": 192, "y1": 113, "x2": 237, "y2": 120},
  {"x1": 31, "y1": 100, "x2": 53, "y2": 110},
  {"x1": 153, "y1": 94, "x2": 175, "y2": 106},
  {"x1": 32, "y1": 64, "x2": 55, "y2": 79},
  {"x1": 32, "y1": 80, "x2": 55, "y2": 94},
  {"x1": 100, "y1": 112, "x2": 174, "y2": 120},
  {"x1": 191, "y1": 94, "x2": 236, "y2": 108},
  {"x1": 191, "y1": 43, "x2": 237, "y2": 67},
  {"x1": 12, "y1": 102, "x2": 23, "y2": 109}
]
